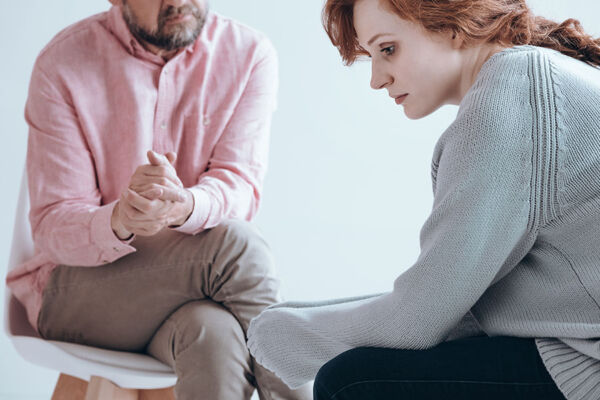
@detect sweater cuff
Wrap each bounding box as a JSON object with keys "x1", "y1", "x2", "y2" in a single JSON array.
[
  {"x1": 171, "y1": 186, "x2": 212, "y2": 235},
  {"x1": 90, "y1": 200, "x2": 136, "y2": 264}
]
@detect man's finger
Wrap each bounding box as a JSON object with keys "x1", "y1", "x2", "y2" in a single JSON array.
[
  {"x1": 126, "y1": 188, "x2": 175, "y2": 218},
  {"x1": 166, "y1": 152, "x2": 177, "y2": 165},
  {"x1": 126, "y1": 188, "x2": 157, "y2": 214},
  {"x1": 139, "y1": 186, "x2": 186, "y2": 202},
  {"x1": 130, "y1": 175, "x2": 181, "y2": 193},
  {"x1": 137, "y1": 160, "x2": 182, "y2": 187},
  {"x1": 131, "y1": 163, "x2": 181, "y2": 186},
  {"x1": 147, "y1": 150, "x2": 169, "y2": 166},
  {"x1": 121, "y1": 194, "x2": 156, "y2": 221}
]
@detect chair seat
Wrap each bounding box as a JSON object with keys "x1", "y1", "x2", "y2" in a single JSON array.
[
  {"x1": 5, "y1": 170, "x2": 177, "y2": 391},
  {"x1": 11, "y1": 335, "x2": 177, "y2": 389},
  {"x1": 7, "y1": 290, "x2": 176, "y2": 390}
]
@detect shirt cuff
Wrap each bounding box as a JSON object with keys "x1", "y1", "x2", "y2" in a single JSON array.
[
  {"x1": 90, "y1": 200, "x2": 137, "y2": 264},
  {"x1": 171, "y1": 186, "x2": 212, "y2": 235}
]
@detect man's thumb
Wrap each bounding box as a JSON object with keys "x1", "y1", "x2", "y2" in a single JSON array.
[
  {"x1": 166, "y1": 152, "x2": 177, "y2": 165},
  {"x1": 147, "y1": 150, "x2": 168, "y2": 166}
]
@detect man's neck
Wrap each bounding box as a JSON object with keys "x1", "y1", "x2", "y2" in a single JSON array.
[{"x1": 136, "y1": 36, "x2": 181, "y2": 61}]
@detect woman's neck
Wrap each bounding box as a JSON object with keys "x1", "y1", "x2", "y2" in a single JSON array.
[{"x1": 456, "y1": 43, "x2": 508, "y2": 104}]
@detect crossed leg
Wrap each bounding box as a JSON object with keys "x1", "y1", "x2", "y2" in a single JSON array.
[{"x1": 38, "y1": 220, "x2": 311, "y2": 400}]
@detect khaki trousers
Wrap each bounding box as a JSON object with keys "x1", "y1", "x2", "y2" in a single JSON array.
[{"x1": 37, "y1": 220, "x2": 312, "y2": 400}]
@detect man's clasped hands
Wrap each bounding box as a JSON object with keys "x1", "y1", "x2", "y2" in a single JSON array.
[{"x1": 111, "y1": 150, "x2": 194, "y2": 239}]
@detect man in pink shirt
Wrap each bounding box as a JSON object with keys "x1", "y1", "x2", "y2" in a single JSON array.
[{"x1": 6, "y1": 0, "x2": 311, "y2": 398}]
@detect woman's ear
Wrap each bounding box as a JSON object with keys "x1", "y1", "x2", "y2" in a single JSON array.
[{"x1": 450, "y1": 30, "x2": 465, "y2": 49}]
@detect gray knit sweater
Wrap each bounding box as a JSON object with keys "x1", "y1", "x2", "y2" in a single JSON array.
[{"x1": 247, "y1": 45, "x2": 600, "y2": 400}]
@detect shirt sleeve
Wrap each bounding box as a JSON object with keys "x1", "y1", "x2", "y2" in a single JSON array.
[
  {"x1": 26, "y1": 63, "x2": 136, "y2": 267},
  {"x1": 173, "y1": 38, "x2": 278, "y2": 235},
  {"x1": 246, "y1": 104, "x2": 536, "y2": 388}
]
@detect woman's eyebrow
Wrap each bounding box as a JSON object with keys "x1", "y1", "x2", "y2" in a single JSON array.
[{"x1": 367, "y1": 33, "x2": 394, "y2": 46}]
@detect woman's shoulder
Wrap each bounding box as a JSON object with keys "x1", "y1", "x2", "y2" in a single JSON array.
[
  {"x1": 434, "y1": 48, "x2": 540, "y2": 169},
  {"x1": 452, "y1": 46, "x2": 565, "y2": 139},
  {"x1": 441, "y1": 48, "x2": 536, "y2": 150},
  {"x1": 460, "y1": 46, "x2": 538, "y2": 111},
  {"x1": 456, "y1": 45, "x2": 600, "y2": 134},
  {"x1": 467, "y1": 45, "x2": 599, "y2": 104},
  {"x1": 457, "y1": 47, "x2": 533, "y2": 119},
  {"x1": 476, "y1": 44, "x2": 562, "y2": 77}
]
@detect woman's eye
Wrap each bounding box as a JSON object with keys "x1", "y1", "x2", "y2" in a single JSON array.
[{"x1": 381, "y1": 46, "x2": 395, "y2": 56}]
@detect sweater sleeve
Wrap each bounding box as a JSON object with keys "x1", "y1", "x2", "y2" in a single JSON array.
[
  {"x1": 25, "y1": 63, "x2": 136, "y2": 267},
  {"x1": 173, "y1": 38, "x2": 278, "y2": 234},
  {"x1": 247, "y1": 92, "x2": 535, "y2": 388}
]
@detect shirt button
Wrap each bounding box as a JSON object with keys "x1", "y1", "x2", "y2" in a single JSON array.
[
  {"x1": 203, "y1": 117, "x2": 210, "y2": 126},
  {"x1": 160, "y1": 122, "x2": 167, "y2": 130},
  {"x1": 163, "y1": 68, "x2": 169, "y2": 75},
  {"x1": 113, "y1": 247, "x2": 120, "y2": 252},
  {"x1": 102, "y1": 259, "x2": 109, "y2": 264}
]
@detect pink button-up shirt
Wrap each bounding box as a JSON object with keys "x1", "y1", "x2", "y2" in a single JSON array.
[{"x1": 6, "y1": 6, "x2": 278, "y2": 332}]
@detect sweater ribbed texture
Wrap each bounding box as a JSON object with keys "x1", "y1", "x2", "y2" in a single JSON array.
[{"x1": 247, "y1": 46, "x2": 600, "y2": 400}]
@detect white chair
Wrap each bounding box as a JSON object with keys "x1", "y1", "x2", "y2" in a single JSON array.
[{"x1": 4, "y1": 171, "x2": 177, "y2": 399}]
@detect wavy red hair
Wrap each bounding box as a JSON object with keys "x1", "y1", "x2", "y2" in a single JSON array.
[{"x1": 323, "y1": 0, "x2": 600, "y2": 67}]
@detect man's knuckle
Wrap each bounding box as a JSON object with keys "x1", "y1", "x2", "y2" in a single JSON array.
[
  {"x1": 154, "y1": 177, "x2": 165, "y2": 186},
  {"x1": 123, "y1": 207, "x2": 133, "y2": 219}
]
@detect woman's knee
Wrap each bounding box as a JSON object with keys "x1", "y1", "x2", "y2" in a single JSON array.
[{"x1": 314, "y1": 348, "x2": 373, "y2": 399}]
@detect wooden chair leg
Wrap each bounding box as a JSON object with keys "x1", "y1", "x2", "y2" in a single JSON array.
[
  {"x1": 139, "y1": 387, "x2": 176, "y2": 400},
  {"x1": 84, "y1": 376, "x2": 138, "y2": 400},
  {"x1": 52, "y1": 374, "x2": 89, "y2": 400},
  {"x1": 50, "y1": 373, "x2": 174, "y2": 400}
]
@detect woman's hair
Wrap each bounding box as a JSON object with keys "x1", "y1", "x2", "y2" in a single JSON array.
[{"x1": 323, "y1": 0, "x2": 600, "y2": 67}]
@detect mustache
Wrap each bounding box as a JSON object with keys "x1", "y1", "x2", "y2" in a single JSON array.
[{"x1": 160, "y1": 4, "x2": 202, "y2": 21}]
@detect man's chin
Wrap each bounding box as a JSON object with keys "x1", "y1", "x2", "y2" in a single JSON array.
[
  {"x1": 164, "y1": 17, "x2": 197, "y2": 32},
  {"x1": 166, "y1": 31, "x2": 195, "y2": 44},
  {"x1": 160, "y1": 21, "x2": 202, "y2": 48}
]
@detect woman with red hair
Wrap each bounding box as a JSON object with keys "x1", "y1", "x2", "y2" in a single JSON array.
[{"x1": 247, "y1": 1, "x2": 600, "y2": 399}]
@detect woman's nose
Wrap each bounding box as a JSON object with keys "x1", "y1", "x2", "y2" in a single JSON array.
[{"x1": 370, "y1": 62, "x2": 392, "y2": 90}]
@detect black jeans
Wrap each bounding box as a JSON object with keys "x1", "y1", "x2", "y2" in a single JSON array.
[{"x1": 313, "y1": 336, "x2": 566, "y2": 400}]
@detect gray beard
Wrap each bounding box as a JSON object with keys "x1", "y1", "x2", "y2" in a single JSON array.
[{"x1": 122, "y1": 2, "x2": 207, "y2": 51}]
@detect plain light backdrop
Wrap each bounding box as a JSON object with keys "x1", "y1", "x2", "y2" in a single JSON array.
[{"x1": 1, "y1": 0, "x2": 598, "y2": 398}]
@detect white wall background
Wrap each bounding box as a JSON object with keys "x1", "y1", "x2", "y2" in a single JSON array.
[{"x1": 1, "y1": 0, "x2": 598, "y2": 398}]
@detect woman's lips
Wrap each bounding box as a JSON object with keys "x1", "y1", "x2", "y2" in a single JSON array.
[{"x1": 395, "y1": 94, "x2": 408, "y2": 105}]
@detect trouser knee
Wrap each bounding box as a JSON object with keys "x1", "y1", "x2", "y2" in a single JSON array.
[
  {"x1": 175, "y1": 300, "x2": 247, "y2": 358},
  {"x1": 213, "y1": 220, "x2": 275, "y2": 269},
  {"x1": 148, "y1": 300, "x2": 255, "y2": 400},
  {"x1": 207, "y1": 220, "x2": 280, "y2": 300},
  {"x1": 148, "y1": 300, "x2": 249, "y2": 368},
  {"x1": 313, "y1": 348, "x2": 369, "y2": 400}
]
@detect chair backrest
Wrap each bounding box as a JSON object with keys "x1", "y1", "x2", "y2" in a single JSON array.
[
  {"x1": 3, "y1": 171, "x2": 178, "y2": 390},
  {"x1": 4, "y1": 169, "x2": 37, "y2": 337}
]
